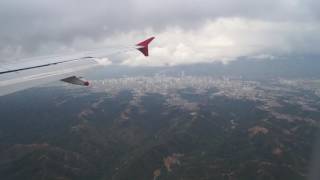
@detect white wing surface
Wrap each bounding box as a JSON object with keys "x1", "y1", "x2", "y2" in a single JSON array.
[{"x1": 0, "y1": 37, "x2": 155, "y2": 96}]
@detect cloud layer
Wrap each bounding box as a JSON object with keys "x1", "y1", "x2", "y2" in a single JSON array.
[{"x1": 0, "y1": 0, "x2": 319, "y2": 65}]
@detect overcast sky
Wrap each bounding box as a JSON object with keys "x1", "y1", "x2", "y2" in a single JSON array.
[{"x1": 0, "y1": 0, "x2": 319, "y2": 66}]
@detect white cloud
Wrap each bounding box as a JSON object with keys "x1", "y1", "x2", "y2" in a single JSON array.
[
  {"x1": 94, "y1": 58, "x2": 112, "y2": 66},
  {"x1": 119, "y1": 18, "x2": 320, "y2": 66}
]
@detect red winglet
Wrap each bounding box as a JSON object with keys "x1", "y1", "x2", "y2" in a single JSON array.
[{"x1": 136, "y1": 37, "x2": 155, "y2": 57}]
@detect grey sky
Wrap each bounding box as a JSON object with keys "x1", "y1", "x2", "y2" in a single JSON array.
[{"x1": 0, "y1": 0, "x2": 319, "y2": 65}]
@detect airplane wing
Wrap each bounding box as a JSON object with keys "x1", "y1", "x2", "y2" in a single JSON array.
[{"x1": 0, "y1": 37, "x2": 155, "y2": 96}]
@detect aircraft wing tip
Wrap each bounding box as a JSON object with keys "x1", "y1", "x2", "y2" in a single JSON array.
[{"x1": 136, "y1": 37, "x2": 155, "y2": 57}]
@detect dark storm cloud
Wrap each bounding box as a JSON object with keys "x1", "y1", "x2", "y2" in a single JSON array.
[{"x1": 0, "y1": 0, "x2": 319, "y2": 62}]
